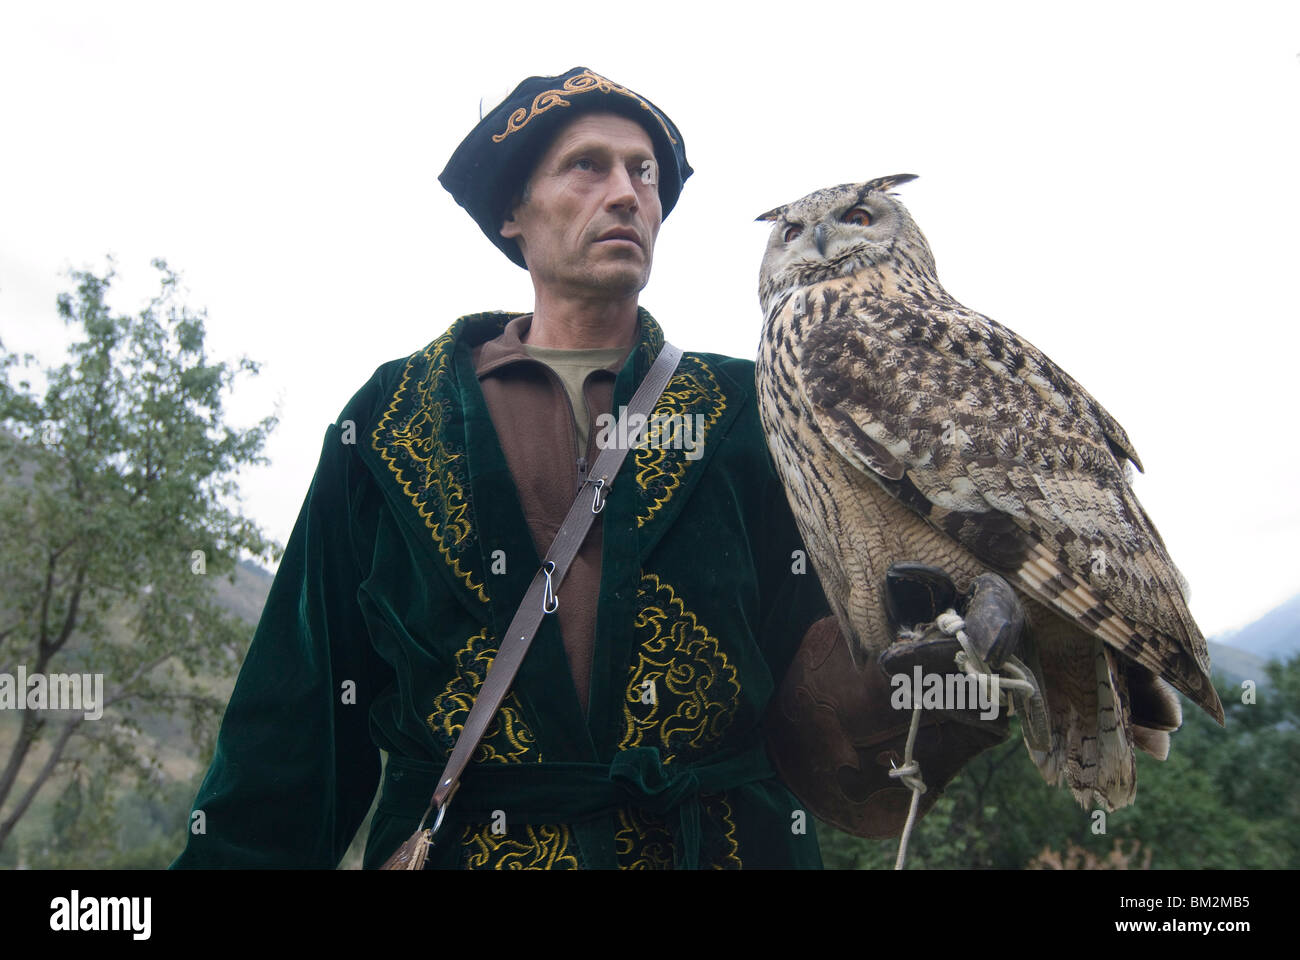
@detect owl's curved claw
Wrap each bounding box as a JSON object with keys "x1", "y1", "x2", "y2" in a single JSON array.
[{"x1": 961, "y1": 573, "x2": 1025, "y2": 670}]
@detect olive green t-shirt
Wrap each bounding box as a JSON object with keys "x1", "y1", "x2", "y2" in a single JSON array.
[{"x1": 521, "y1": 344, "x2": 629, "y2": 453}]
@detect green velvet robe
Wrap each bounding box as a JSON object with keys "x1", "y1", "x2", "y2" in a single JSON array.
[{"x1": 171, "y1": 308, "x2": 832, "y2": 869}]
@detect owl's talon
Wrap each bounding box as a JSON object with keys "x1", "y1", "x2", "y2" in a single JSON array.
[{"x1": 961, "y1": 573, "x2": 1025, "y2": 669}]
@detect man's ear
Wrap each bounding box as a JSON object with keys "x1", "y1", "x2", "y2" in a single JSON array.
[
  {"x1": 500, "y1": 208, "x2": 526, "y2": 262},
  {"x1": 500, "y1": 179, "x2": 530, "y2": 240}
]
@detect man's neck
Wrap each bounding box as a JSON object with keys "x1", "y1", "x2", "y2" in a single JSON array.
[{"x1": 521, "y1": 291, "x2": 640, "y2": 350}]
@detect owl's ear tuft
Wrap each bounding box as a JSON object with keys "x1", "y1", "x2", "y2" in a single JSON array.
[
  {"x1": 863, "y1": 173, "x2": 919, "y2": 194},
  {"x1": 755, "y1": 204, "x2": 788, "y2": 222}
]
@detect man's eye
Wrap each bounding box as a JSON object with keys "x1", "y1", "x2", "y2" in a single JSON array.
[
  {"x1": 574, "y1": 158, "x2": 595, "y2": 171},
  {"x1": 783, "y1": 225, "x2": 803, "y2": 243}
]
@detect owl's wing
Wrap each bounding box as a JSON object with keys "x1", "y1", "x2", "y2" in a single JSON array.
[{"x1": 796, "y1": 285, "x2": 1221, "y2": 722}]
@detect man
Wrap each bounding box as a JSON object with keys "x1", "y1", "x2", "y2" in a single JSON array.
[{"x1": 172, "y1": 67, "x2": 1011, "y2": 870}]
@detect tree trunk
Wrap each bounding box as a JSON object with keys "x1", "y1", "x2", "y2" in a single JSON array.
[
  {"x1": 0, "y1": 709, "x2": 44, "y2": 814},
  {"x1": 0, "y1": 716, "x2": 81, "y2": 854}
]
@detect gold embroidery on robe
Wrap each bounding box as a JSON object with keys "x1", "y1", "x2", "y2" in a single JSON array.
[
  {"x1": 613, "y1": 796, "x2": 742, "y2": 870},
  {"x1": 373, "y1": 321, "x2": 492, "y2": 603},
  {"x1": 463, "y1": 824, "x2": 580, "y2": 870},
  {"x1": 613, "y1": 573, "x2": 743, "y2": 868},
  {"x1": 426, "y1": 630, "x2": 579, "y2": 868},
  {"x1": 614, "y1": 806, "x2": 674, "y2": 870},
  {"x1": 637, "y1": 312, "x2": 666, "y2": 369},
  {"x1": 634, "y1": 356, "x2": 727, "y2": 528},
  {"x1": 620, "y1": 573, "x2": 740, "y2": 758},
  {"x1": 426, "y1": 629, "x2": 540, "y2": 764}
]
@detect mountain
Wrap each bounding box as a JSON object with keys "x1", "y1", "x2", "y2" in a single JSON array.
[
  {"x1": 1212, "y1": 593, "x2": 1300, "y2": 663},
  {"x1": 1206, "y1": 640, "x2": 1271, "y2": 689},
  {"x1": 213, "y1": 557, "x2": 276, "y2": 625}
]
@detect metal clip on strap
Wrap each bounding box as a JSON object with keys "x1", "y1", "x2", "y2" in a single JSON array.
[
  {"x1": 541, "y1": 561, "x2": 558, "y2": 613},
  {"x1": 589, "y1": 476, "x2": 609, "y2": 514}
]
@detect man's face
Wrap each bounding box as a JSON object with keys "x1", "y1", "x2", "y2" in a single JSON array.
[{"x1": 500, "y1": 111, "x2": 662, "y2": 299}]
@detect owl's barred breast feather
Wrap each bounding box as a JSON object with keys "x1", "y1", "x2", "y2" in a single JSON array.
[{"x1": 755, "y1": 175, "x2": 1222, "y2": 811}]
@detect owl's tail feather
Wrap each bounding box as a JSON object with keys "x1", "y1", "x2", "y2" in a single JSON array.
[
  {"x1": 1127, "y1": 664, "x2": 1183, "y2": 731},
  {"x1": 1126, "y1": 666, "x2": 1181, "y2": 761},
  {"x1": 1024, "y1": 611, "x2": 1137, "y2": 810},
  {"x1": 1094, "y1": 645, "x2": 1138, "y2": 810},
  {"x1": 1132, "y1": 727, "x2": 1171, "y2": 761}
]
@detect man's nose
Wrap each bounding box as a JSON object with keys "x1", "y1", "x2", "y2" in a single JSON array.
[{"x1": 605, "y1": 165, "x2": 639, "y2": 212}]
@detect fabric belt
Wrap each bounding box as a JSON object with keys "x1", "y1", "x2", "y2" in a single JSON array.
[{"x1": 380, "y1": 741, "x2": 775, "y2": 869}]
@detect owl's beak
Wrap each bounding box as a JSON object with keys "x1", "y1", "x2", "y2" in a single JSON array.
[{"x1": 814, "y1": 223, "x2": 827, "y2": 257}]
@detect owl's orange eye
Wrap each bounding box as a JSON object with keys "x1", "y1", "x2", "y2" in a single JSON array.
[
  {"x1": 783, "y1": 225, "x2": 803, "y2": 243},
  {"x1": 842, "y1": 207, "x2": 872, "y2": 226}
]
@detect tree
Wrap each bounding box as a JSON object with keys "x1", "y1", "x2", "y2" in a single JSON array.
[{"x1": 0, "y1": 257, "x2": 279, "y2": 858}]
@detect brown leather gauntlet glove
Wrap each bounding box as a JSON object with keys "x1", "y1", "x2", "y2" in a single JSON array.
[{"x1": 764, "y1": 565, "x2": 1021, "y2": 839}]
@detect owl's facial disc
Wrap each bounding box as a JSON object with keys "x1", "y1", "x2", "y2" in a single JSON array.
[
  {"x1": 758, "y1": 176, "x2": 935, "y2": 308},
  {"x1": 778, "y1": 202, "x2": 886, "y2": 274}
]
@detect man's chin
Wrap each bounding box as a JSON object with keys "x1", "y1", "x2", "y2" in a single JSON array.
[{"x1": 576, "y1": 264, "x2": 651, "y2": 299}]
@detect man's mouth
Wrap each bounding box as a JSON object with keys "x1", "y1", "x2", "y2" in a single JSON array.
[{"x1": 595, "y1": 228, "x2": 641, "y2": 248}]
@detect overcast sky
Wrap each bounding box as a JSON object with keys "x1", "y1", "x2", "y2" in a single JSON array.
[{"x1": 1, "y1": 1, "x2": 1296, "y2": 639}]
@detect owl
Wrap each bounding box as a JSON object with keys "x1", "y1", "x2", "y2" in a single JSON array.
[{"x1": 754, "y1": 174, "x2": 1223, "y2": 811}]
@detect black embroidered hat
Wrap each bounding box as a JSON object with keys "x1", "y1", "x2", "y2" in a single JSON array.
[{"x1": 439, "y1": 66, "x2": 693, "y2": 269}]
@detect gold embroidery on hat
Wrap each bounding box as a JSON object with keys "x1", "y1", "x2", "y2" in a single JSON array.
[{"x1": 492, "y1": 69, "x2": 677, "y2": 145}]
